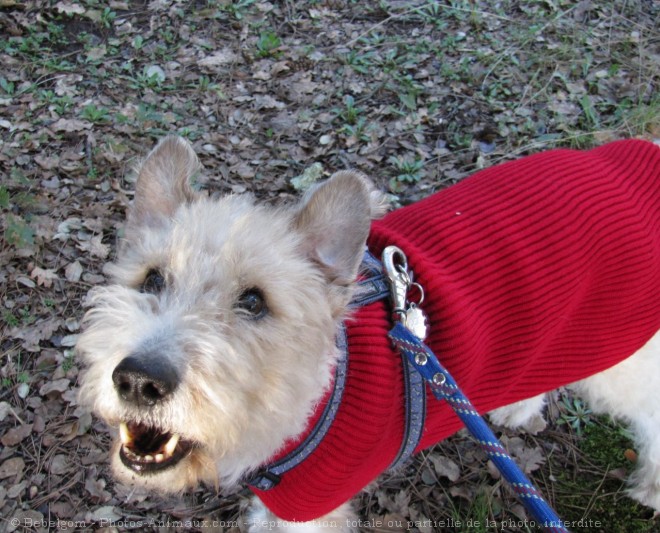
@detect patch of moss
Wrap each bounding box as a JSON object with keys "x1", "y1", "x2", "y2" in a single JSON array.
[
  {"x1": 554, "y1": 417, "x2": 656, "y2": 533},
  {"x1": 579, "y1": 419, "x2": 633, "y2": 466}
]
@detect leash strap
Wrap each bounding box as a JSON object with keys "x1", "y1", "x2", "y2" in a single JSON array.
[
  {"x1": 388, "y1": 324, "x2": 570, "y2": 533},
  {"x1": 383, "y1": 246, "x2": 570, "y2": 533}
]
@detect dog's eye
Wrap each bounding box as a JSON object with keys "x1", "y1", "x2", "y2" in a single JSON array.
[
  {"x1": 236, "y1": 288, "x2": 267, "y2": 319},
  {"x1": 140, "y1": 269, "x2": 165, "y2": 294}
]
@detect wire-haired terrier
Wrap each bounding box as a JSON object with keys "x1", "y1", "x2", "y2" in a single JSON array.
[{"x1": 77, "y1": 136, "x2": 660, "y2": 531}]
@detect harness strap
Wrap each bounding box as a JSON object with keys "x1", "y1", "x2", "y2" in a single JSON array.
[
  {"x1": 349, "y1": 248, "x2": 391, "y2": 307},
  {"x1": 249, "y1": 325, "x2": 349, "y2": 491},
  {"x1": 389, "y1": 358, "x2": 426, "y2": 470},
  {"x1": 249, "y1": 250, "x2": 425, "y2": 490},
  {"x1": 355, "y1": 250, "x2": 427, "y2": 470}
]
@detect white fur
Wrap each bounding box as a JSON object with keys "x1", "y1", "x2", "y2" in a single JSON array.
[
  {"x1": 573, "y1": 330, "x2": 660, "y2": 510},
  {"x1": 488, "y1": 330, "x2": 660, "y2": 512},
  {"x1": 77, "y1": 136, "x2": 660, "y2": 532},
  {"x1": 489, "y1": 393, "x2": 547, "y2": 432},
  {"x1": 78, "y1": 194, "x2": 342, "y2": 488}
]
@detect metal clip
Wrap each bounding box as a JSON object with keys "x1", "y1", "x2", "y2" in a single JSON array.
[
  {"x1": 383, "y1": 245, "x2": 429, "y2": 340},
  {"x1": 382, "y1": 246, "x2": 411, "y2": 319}
]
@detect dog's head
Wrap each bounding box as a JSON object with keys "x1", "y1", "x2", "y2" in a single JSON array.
[{"x1": 77, "y1": 136, "x2": 385, "y2": 491}]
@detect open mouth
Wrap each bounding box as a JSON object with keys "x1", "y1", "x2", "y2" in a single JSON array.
[{"x1": 118, "y1": 421, "x2": 193, "y2": 474}]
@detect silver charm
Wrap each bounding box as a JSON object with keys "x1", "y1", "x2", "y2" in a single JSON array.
[{"x1": 403, "y1": 303, "x2": 429, "y2": 341}]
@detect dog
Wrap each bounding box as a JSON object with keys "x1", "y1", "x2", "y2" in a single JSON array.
[{"x1": 77, "y1": 136, "x2": 660, "y2": 531}]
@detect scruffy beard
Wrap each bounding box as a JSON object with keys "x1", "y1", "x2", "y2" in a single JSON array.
[{"x1": 78, "y1": 281, "x2": 342, "y2": 490}]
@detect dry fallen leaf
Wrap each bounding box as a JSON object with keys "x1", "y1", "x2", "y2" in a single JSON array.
[
  {"x1": 430, "y1": 455, "x2": 460, "y2": 482},
  {"x1": 31, "y1": 266, "x2": 58, "y2": 288},
  {"x1": 10, "y1": 318, "x2": 63, "y2": 352},
  {"x1": 503, "y1": 436, "x2": 546, "y2": 474},
  {"x1": 51, "y1": 118, "x2": 93, "y2": 133},
  {"x1": 55, "y1": 1, "x2": 86, "y2": 15},
  {"x1": 77, "y1": 235, "x2": 110, "y2": 259},
  {"x1": 0, "y1": 457, "x2": 25, "y2": 481},
  {"x1": 49, "y1": 454, "x2": 71, "y2": 475},
  {"x1": 65, "y1": 261, "x2": 84, "y2": 282},
  {"x1": 1, "y1": 424, "x2": 34, "y2": 447},
  {"x1": 85, "y1": 505, "x2": 123, "y2": 523},
  {"x1": 85, "y1": 476, "x2": 112, "y2": 502},
  {"x1": 34, "y1": 154, "x2": 61, "y2": 170},
  {"x1": 15, "y1": 276, "x2": 36, "y2": 288},
  {"x1": 199, "y1": 49, "x2": 239, "y2": 69},
  {"x1": 624, "y1": 448, "x2": 638, "y2": 462},
  {"x1": 0, "y1": 402, "x2": 10, "y2": 422},
  {"x1": 39, "y1": 378, "x2": 71, "y2": 396}
]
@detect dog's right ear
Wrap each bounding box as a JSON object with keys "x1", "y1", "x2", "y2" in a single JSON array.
[{"x1": 128, "y1": 136, "x2": 200, "y2": 229}]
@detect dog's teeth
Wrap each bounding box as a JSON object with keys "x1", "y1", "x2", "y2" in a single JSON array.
[
  {"x1": 154, "y1": 453, "x2": 164, "y2": 463},
  {"x1": 163, "y1": 434, "x2": 180, "y2": 457},
  {"x1": 119, "y1": 422, "x2": 132, "y2": 445},
  {"x1": 143, "y1": 454, "x2": 154, "y2": 462},
  {"x1": 123, "y1": 445, "x2": 137, "y2": 459}
]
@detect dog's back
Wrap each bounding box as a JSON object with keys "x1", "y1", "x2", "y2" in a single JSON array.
[{"x1": 257, "y1": 139, "x2": 660, "y2": 521}]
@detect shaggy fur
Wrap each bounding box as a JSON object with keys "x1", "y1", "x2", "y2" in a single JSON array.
[{"x1": 77, "y1": 136, "x2": 660, "y2": 532}]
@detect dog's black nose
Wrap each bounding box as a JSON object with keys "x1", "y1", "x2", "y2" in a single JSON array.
[{"x1": 112, "y1": 355, "x2": 179, "y2": 406}]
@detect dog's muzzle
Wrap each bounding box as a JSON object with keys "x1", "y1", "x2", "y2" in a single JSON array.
[{"x1": 111, "y1": 355, "x2": 193, "y2": 474}]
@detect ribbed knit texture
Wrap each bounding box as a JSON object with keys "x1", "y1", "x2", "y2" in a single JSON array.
[{"x1": 254, "y1": 139, "x2": 660, "y2": 521}]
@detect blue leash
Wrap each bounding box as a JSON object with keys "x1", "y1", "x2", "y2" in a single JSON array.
[{"x1": 383, "y1": 247, "x2": 570, "y2": 533}]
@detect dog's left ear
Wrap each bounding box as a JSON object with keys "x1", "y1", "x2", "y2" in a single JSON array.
[
  {"x1": 128, "y1": 136, "x2": 200, "y2": 229},
  {"x1": 294, "y1": 171, "x2": 382, "y2": 286}
]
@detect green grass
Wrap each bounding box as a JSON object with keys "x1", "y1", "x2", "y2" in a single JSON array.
[
  {"x1": 388, "y1": 154, "x2": 426, "y2": 192},
  {"x1": 80, "y1": 104, "x2": 111, "y2": 123},
  {"x1": 0, "y1": 186, "x2": 9, "y2": 209},
  {"x1": 256, "y1": 31, "x2": 282, "y2": 58},
  {"x1": 449, "y1": 488, "x2": 493, "y2": 533},
  {"x1": 4, "y1": 215, "x2": 35, "y2": 248}
]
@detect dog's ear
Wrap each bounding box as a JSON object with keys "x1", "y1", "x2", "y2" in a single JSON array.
[
  {"x1": 294, "y1": 171, "x2": 381, "y2": 286},
  {"x1": 129, "y1": 136, "x2": 200, "y2": 228}
]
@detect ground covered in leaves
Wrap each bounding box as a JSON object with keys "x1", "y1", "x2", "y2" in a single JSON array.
[{"x1": 1, "y1": 1, "x2": 659, "y2": 532}]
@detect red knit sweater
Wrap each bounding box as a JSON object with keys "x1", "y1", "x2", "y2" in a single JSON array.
[{"x1": 254, "y1": 139, "x2": 660, "y2": 521}]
